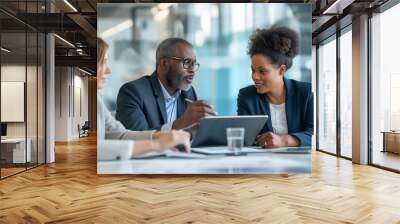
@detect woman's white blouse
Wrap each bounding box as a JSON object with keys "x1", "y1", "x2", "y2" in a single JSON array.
[
  {"x1": 269, "y1": 103, "x2": 288, "y2": 135},
  {"x1": 97, "y1": 94, "x2": 155, "y2": 160}
]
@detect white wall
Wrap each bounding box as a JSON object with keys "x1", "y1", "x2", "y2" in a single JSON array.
[
  {"x1": 72, "y1": 73, "x2": 89, "y2": 138},
  {"x1": 1, "y1": 65, "x2": 26, "y2": 138},
  {"x1": 55, "y1": 67, "x2": 70, "y2": 141},
  {"x1": 1, "y1": 65, "x2": 43, "y2": 138},
  {"x1": 1, "y1": 64, "x2": 46, "y2": 164},
  {"x1": 54, "y1": 67, "x2": 89, "y2": 141}
]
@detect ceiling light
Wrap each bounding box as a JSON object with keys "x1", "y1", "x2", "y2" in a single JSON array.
[
  {"x1": 151, "y1": 3, "x2": 175, "y2": 21},
  {"x1": 54, "y1": 34, "x2": 75, "y2": 48},
  {"x1": 78, "y1": 67, "x2": 92, "y2": 76},
  {"x1": 100, "y1": 19, "x2": 133, "y2": 39},
  {"x1": 154, "y1": 9, "x2": 169, "y2": 21},
  {"x1": 322, "y1": 0, "x2": 354, "y2": 15},
  {"x1": 1, "y1": 47, "x2": 11, "y2": 53},
  {"x1": 158, "y1": 3, "x2": 176, "y2": 10},
  {"x1": 323, "y1": 0, "x2": 341, "y2": 14},
  {"x1": 63, "y1": 0, "x2": 78, "y2": 12},
  {"x1": 151, "y1": 6, "x2": 159, "y2": 15}
]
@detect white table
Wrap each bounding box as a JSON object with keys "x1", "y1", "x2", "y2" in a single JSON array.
[
  {"x1": 98, "y1": 147, "x2": 311, "y2": 174},
  {"x1": 1, "y1": 138, "x2": 31, "y2": 163}
]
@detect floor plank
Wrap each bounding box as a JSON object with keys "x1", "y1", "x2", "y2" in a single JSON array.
[
  {"x1": 0, "y1": 135, "x2": 400, "y2": 223},
  {"x1": 373, "y1": 151, "x2": 400, "y2": 171}
]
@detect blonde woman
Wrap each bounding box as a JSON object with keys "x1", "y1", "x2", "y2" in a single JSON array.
[{"x1": 97, "y1": 38, "x2": 190, "y2": 160}]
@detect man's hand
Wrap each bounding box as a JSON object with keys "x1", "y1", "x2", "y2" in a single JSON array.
[{"x1": 172, "y1": 100, "x2": 216, "y2": 130}]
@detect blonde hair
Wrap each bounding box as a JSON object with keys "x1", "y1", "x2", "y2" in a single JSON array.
[{"x1": 97, "y1": 38, "x2": 109, "y2": 69}]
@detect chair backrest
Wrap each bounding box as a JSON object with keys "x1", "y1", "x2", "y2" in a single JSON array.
[{"x1": 82, "y1": 121, "x2": 90, "y2": 129}]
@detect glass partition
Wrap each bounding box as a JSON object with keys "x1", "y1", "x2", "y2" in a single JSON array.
[
  {"x1": 339, "y1": 28, "x2": 352, "y2": 158},
  {"x1": 317, "y1": 36, "x2": 337, "y2": 155},
  {"x1": 0, "y1": 1, "x2": 46, "y2": 179},
  {"x1": 1, "y1": 30, "x2": 28, "y2": 177},
  {"x1": 371, "y1": 3, "x2": 400, "y2": 171},
  {"x1": 27, "y1": 31, "x2": 38, "y2": 169}
]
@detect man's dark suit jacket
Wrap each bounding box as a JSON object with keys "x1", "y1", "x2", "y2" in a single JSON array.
[
  {"x1": 237, "y1": 77, "x2": 314, "y2": 146},
  {"x1": 116, "y1": 71, "x2": 197, "y2": 131}
]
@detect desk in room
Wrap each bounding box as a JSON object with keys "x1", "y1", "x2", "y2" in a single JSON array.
[
  {"x1": 1, "y1": 138, "x2": 31, "y2": 164},
  {"x1": 382, "y1": 131, "x2": 400, "y2": 154},
  {"x1": 98, "y1": 148, "x2": 311, "y2": 174}
]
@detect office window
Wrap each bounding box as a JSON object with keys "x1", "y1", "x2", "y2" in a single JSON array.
[
  {"x1": 339, "y1": 29, "x2": 352, "y2": 158},
  {"x1": 317, "y1": 37, "x2": 337, "y2": 154},
  {"x1": 371, "y1": 3, "x2": 400, "y2": 171}
]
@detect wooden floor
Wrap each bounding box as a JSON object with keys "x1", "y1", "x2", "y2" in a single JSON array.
[
  {"x1": 1, "y1": 167, "x2": 26, "y2": 178},
  {"x1": 373, "y1": 151, "x2": 400, "y2": 171},
  {"x1": 1, "y1": 163, "x2": 46, "y2": 178},
  {"x1": 1, "y1": 135, "x2": 400, "y2": 223}
]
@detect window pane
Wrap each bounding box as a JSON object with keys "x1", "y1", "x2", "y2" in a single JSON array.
[
  {"x1": 318, "y1": 37, "x2": 337, "y2": 154},
  {"x1": 371, "y1": 3, "x2": 400, "y2": 171},
  {"x1": 340, "y1": 29, "x2": 352, "y2": 158}
]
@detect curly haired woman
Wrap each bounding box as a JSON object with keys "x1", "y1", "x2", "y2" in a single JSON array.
[{"x1": 237, "y1": 26, "x2": 313, "y2": 148}]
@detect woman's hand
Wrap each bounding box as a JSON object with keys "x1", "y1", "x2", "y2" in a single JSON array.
[
  {"x1": 255, "y1": 132, "x2": 286, "y2": 148},
  {"x1": 133, "y1": 130, "x2": 191, "y2": 156},
  {"x1": 255, "y1": 132, "x2": 300, "y2": 148},
  {"x1": 153, "y1": 130, "x2": 191, "y2": 152}
]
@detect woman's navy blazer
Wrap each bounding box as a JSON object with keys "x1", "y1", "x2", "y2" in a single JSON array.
[{"x1": 237, "y1": 77, "x2": 314, "y2": 146}]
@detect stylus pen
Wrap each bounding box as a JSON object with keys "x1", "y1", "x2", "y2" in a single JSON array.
[
  {"x1": 185, "y1": 98, "x2": 219, "y2": 115},
  {"x1": 184, "y1": 98, "x2": 194, "y2": 103}
]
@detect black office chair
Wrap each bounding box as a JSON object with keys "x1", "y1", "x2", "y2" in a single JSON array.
[{"x1": 78, "y1": 121, "x2": 90, "y2": 138}]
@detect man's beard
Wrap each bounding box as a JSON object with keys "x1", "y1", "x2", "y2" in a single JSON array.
[{"x1": 166, "y1": 67, "x2": 190, "y2": 91}]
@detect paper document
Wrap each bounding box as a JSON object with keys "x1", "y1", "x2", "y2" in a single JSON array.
[
  {"x1": 267, "y1": 147, "x2": 311, "y2": 153},
  {"x1": 133, "y1": 150, "x2": 208, "y2": 159},
  {"x1": 192, "y1": 146, "x2": 311, "y2": 155},
  {"x1": 192, "y1": 146, "x2": 265, "y2": 155}
]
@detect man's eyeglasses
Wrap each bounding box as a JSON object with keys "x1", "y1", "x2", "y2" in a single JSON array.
[{"x1": 165, "y1": 56, "x2": 200, "y2": 72}]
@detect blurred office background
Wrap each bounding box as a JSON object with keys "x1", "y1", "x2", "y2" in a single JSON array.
[{"x1": 97, "y1": 3, "x2": 311, "y2": 116}]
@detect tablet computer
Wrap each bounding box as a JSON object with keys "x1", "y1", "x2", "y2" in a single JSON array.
[{"x1": 191, "y1": 115, "x2": 268, "y2": 147}]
